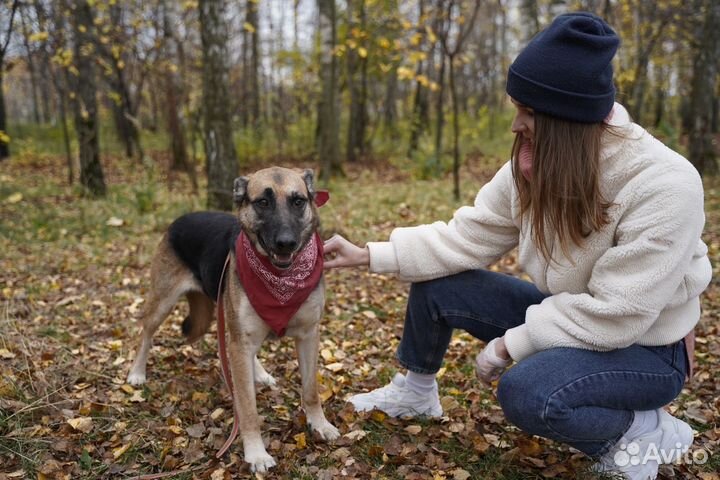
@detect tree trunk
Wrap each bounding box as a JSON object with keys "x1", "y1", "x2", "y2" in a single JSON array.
[
  {"x1": 200, "y1": 0, "x2": 240, "y2": 210},
  {"x1": 407, "y1": 0, "x2": 430, "y2": 157},
  {"x1": 0, "y1": 0, "x2": 19, "y2": 160},
  {"x1": 20, "y1": 8, "x2": 42, "y2": 124},
  {"x1": 317, "y1": 0, "x2": 341, "y2": 180},
  {"x1": 449, "y1": 57, "x2": 460, "y2": 200},
  {"x1": 688, "y1": 0, "x2": 720, "y2": 176},
  {"x1": 346, "y1": 0, "x2": 368, "y2": 163},
  {"x1": 433, "y1": 52, "x2": 446, "y2": 176},
  {"x1": 163, "y1": 0, "x2": 197, "y2": 192},
  {"x1": 246, "y1": 0, "x2": 260, "y2": 131},
  {"x1": 0, "y1": 71, "x2": 8, "y2": 159},
  {"x1": 71, "y1": 0, "x2": 106, "y2": 196}
]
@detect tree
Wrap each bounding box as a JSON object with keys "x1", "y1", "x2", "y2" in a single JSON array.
[
  {"x1": 162, "y1": 0, "x2": 197, "y2": 191},
  {"x1": 70, "y1": 0, "x2": 106, "y2": 196},
  {"x1": 242, "y1": 0, "x2": 260, "y2": 131},
  {"x1": 0, "y1": 0, "x2": 19, "y2": 160},
  {"x1": 317, "y1": 0, "x2": 342, "y2": 180},
  {"x1": 346, "y1": 0, "x2": 369, "y2": 163},
  {"x1": 199, "y1": 0, "x2": 240, "y2": 210},
  {"x1": 439, "y1": 0, "x2": 480, "y2": 200},
  {"x1": 688, "y1": 0, "x2": 720, "y2": 175}
]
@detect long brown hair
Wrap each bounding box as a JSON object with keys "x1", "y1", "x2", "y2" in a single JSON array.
[{"x1": 511, "y1": 113, "x2": 613, "y2": 262}]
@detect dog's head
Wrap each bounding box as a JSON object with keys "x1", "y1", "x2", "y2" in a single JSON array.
[{"x1": 233, "y1": 167, "x2": 320, "y2": 269}]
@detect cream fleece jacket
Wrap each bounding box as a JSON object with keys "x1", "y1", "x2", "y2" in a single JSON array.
[{"x1": 367, "y1": 104, "x2": 712, "y2": 361}]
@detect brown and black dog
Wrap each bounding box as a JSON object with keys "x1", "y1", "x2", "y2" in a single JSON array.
[{"x1": 126, "y1": 167, "x2": 338, "y2": 473}]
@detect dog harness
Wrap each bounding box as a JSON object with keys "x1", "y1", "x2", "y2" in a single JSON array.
[{"x1": 234, "y1": 231, "x2": 324, "y2": 336}]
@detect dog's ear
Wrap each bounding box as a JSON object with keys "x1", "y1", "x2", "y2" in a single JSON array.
[
  {"x1": 302, "y1": 169, "x2": 316, "y2": 198},
  {"x1": 233, "y1": 176, "x2": 250, "y2": 206}
]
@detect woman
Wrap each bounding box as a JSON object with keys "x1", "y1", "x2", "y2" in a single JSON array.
[{"x1": 323, "y1": 12, "x2": 711, "y2": 480}]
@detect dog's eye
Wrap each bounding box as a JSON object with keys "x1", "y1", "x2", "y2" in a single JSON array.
[
  {"x1": 292, "y1": 198, "x2": 307, "y2": 208},
  {"x1": 254, "y1": 198, "x2": 270, "y2": 208}
]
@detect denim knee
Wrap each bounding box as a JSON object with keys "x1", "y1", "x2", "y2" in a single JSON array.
[{"x1": 496, "y1": 366, "x2": 547, "y2": 434}]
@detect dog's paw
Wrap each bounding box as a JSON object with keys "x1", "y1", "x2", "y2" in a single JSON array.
[
  {"x1": 126, "y1": 371, "x2": 146, "y2": 385},
  {"x1": 245, "y1": 449, "x2": 277, "y2": 473},
  {"x1": 311, "y1": 420, "x2": 340, "y2": 441},
  {"x1": 254, "y1": 371, "x2": 278, "y2": 388}
]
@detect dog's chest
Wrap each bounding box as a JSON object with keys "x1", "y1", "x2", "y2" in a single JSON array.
[{"x1": 231, "y1": 274, "x2": 326, "y2": 338}]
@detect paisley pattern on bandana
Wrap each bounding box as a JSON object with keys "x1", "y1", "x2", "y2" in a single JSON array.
[
  {"x1": 242, "y1": 233, "x2": 318, "y2": 304},
  {"x1": 234, "y1": 231, "x2": 324, "y2": 337}
]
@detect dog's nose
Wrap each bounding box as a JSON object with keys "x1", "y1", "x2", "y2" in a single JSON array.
[{"x1": 275, "y1": 234, "x2": 298, "y2": 253}]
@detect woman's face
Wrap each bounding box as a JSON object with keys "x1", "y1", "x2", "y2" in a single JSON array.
[{"x1": 510, "y1": 98, "x2": 535, "y2": 140}]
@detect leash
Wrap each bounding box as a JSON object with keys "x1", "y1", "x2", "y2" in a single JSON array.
[
  {"x1": 215, "y1": 253, "x2": 240, "y2": 459},
  {"x1": 130, "y1": 255, "x2": 235, "y2": 480}
]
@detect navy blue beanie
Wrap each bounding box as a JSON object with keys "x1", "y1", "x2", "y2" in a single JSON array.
[{"x1": 506, "y1": 12, "x2": 619, "y2": 123}]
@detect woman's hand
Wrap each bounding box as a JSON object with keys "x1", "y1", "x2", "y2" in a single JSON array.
[
  {"x1": 323, "y1": 234, "x2": 370, "y2": 269},
  {"x1": 475, "y1": 337, "x2": 513, "y2": 385}
]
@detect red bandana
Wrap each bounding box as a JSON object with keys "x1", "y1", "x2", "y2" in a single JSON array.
[{"x1": 235, "y1": 231, "x2": 324, "y2": 336}]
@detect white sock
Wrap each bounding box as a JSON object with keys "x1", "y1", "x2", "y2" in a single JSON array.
[
  {"x1": 624, "y1": 410, "x2": 659, "y2": 440},
  {"x1": 404, "y1": 370, "x2": 437, "y2": 396}
]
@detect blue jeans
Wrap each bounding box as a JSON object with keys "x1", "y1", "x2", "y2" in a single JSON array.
[{"x1": 397, "y1": 269, "x2": 688, "y2": 457}]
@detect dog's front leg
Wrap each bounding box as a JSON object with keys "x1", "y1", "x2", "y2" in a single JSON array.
[
  {"x1": 295, "y1": 326, "x2": 340, "y2": 441},
  {"x1": 227, "y1": 335, "x2": 276, "y2": 473}
]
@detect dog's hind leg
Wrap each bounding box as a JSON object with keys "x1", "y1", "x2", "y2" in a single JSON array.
[
  {"x1": 295, "y1": 326, "x2": 340, "y2": 441},
  {"x1": 183, "y1": 291, "x2": 215, "y2": 343},
  {"x1": 127, "y1": 239, "x2": 197, "y2": 385}
]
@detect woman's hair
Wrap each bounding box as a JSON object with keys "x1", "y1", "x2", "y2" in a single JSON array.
[{"x1": 511, "y1": 113, "x2": 614, "y2": 262}]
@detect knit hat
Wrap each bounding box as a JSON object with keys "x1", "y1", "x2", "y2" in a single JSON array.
[{"x1": 506, "y1": 12, "x2": 619, "y2": 123}]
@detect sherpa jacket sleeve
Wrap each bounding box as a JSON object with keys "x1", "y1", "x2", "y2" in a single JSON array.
[
  {"x1": 504, "y1": 166, "x2": 708, "y2": 362},
  {"x1": 367, "y1": 162, "x2": 519, "y2": 282}
]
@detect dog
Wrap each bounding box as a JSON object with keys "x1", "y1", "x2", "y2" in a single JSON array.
[{"x1": 126, "y1": 167, "x2": 339, "y2": 473}]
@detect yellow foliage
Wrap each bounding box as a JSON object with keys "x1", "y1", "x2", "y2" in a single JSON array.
[
  {"x1": 243, "y1": 22, "x2": 256, "y2": 34},
  {"x1": 410, "y1": 33, "x2": 422, "y2": 47},
  {"x1": 347, "y1": 39, "x2": 357, "y2": 49},
  {"x1": 425, "y1": 26, "x2": 437, "y2": 44},
  {"x1": 78, "y1": 25, "x2": 87, "y2": 34},
  {"x1": 397, "y1": 66, "x2": 414, "y2": 81},
  {"x1": 0, "y1": 131, "x2": 10, "y2": 144},
  {"x1": 358, "y1": 47, "x2": 368, "y2": 59},
  {"x1": 28, "y1": 31, "x2": 49, "y2": 43},
  {"x1": 377, "y1": 37, "x2": 391, "y2": 49}
]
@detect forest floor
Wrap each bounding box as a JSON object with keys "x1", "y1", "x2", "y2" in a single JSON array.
[{"x1": 1, "y1": 151, "x2": 719, "y2": 480}]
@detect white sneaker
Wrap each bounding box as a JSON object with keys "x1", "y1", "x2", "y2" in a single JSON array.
[
  {"x1": 593, "y1": 409, "x2": 694, "y2": 479},
  {"x1": 348, "y1": 373, "x2": 443, "y2": 418}
]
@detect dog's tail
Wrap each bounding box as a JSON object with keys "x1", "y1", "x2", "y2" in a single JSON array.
[{"x1": 182, "y1": 292, "x2": 214, "y2": 342}]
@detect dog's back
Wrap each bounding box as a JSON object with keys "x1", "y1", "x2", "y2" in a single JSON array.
[{"x1": 168, "y1": 212, "x2": 240, "y2": 300}]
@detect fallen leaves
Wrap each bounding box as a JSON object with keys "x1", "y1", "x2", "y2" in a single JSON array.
[
  {"x1": 3, "y1": 156, "x2": 720, "y2": 480},
  {"x1": 66, "y1": 417, "x2": 93, "y2": 433}
]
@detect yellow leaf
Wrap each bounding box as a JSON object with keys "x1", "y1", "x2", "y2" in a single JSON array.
[
  {"x1": 29, "y1": 31, "x2": 49, "y2": 42},
  {"x1": 67, "y1": 417, "x2": 93, "y2": 433},
  {"x1": 243, "y1": 22, "x2": 256, "y2": 33},
  {"x1": 358, "y1": 47, "x2": 368, "y2": 58},
  {"x1": 294, "y1": 432, "x2": 306, "y2": 449},
  {"x1": 0, "y1": 348, "x2": 16, "y2": 359},
  {"x1": 192, "y1": 391, "x2": 209, "y2": 403},
  {"x1": 112, "y1": 443, "x2": 130, "y2": 459},
  {"x1": 120, "y1": 384, "x2": 135, "y2": 394},
  {"x1": 0, "y1": 131, "x2": 11, "y2": 144},
  {"x1": 370, "y1": 410, "x2": 386, "y2": 422},
  {"x1": 325, "y1": 362, "x2": 344, "y2": 372}
]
